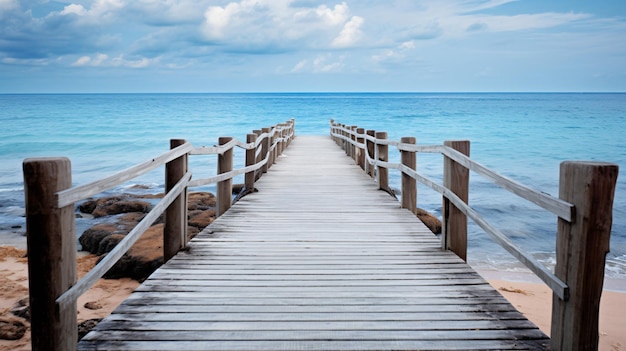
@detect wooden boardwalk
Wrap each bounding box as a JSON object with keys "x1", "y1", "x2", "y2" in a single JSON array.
[{"x1": 78, "y1": 135, "x2": 549, "y2": 350}]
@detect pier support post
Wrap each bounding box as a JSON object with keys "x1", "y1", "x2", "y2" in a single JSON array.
[
  {"x1": 400, "y1": 137, "x2": 416, "y2": 213},
  {"x1": 442, "y1": 140, "x2": 470, "y2": 261},
  {"x1": 268, "y1": 127, "x2": 276, "y2": 169},
  {"x1": 276, "y1": 123, "x2": 285, "y2": 159},
  {"x1": 343, "y1": 124, "x2": 349, "y2": 155},
  {"x1": 217, "y1": 137, "x2": 233, "y2": 216},
  {"x1": 245, "y1": 133, "x2": 258, "y2": 190},
  {"x1": 261, "y1": 128, "x2": 270, "y2": 174},
  {"x1": 164, "y1": 139, "x2": 188, "y2": 262},
  {"x1": 289, "y1": 118, "x2": 295, "y2": 145},
  {"x1": 376, "y1": 132, "x2": 389, "y2": 191},
  {"x1": 366, "y1": 130, "x2": 375, "y2": 177},
  {"x1": 551, "y1": 161, "x2": 618, "y2": 351},
  {"x1": 356, "y1": 128, "x2": 365, "y2": 170},
  {"x1": 23, "y1": 158, "x2": 77, "y2": 351},
  {"x1": 253, "y1": 130, "x2": 263, "y2": 180},
  {"x1": 350, "y1": 126, "x2": 357, "y2": 162}
]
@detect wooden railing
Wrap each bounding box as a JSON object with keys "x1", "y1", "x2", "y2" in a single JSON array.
[
  {"x1": 330, "y1": 119, "x2": 618, "y2": 351},
  {"x1": 22, "y1": 119, "x2": 295, "y2": 351}
]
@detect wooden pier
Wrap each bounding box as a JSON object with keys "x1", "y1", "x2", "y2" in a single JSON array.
[{"x1": 77, "y1": 136, "x2": 549, "y2": 350}]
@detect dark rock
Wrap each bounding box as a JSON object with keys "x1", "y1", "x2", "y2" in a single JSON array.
[
  {"x1": 96, "y1": 234, "x2": 125, "y2": 256},
  {"x1": 78, "y1": 318, "x2": 102, "y2": 340},
  {"x1": 233, "y1": 186, "x2": 257, "y2": 204},
  {"x1": 84, "y1": 301, "x2": 102, "y2": 310},
  {"x1": 187, "y1": 226, "x2": 200, "y2": 240},
  {"x1": 119, "y1": 212, "x2": 147, "y2": 223},
  {"x1": 79, "y1": 224, "x2": 118, "y2": 254},
  {"x1": 103, "y1": 224, "x2": 164, "y2": 281},
  {"x1": 10, "y1": 299, "x2": 29, "y2": 321},
  {"x1": 188, "y1": 192, "x2": 216, "y2": 210},
  {"x1": 78, "y1": 199, "x2": 100, "y2": 214},
  {"x1": 10, "y1": 306, "x2": 29, "y2": 321},
  {"x1": 231, "y1": 183, "x2": 245, "y2": 195},
  {"x1": 415, "y1": 208, "x2": 442, "y2": 234},
  {"x1": 92, "y1": 200, "x2": 151, "y2": 218},
  {"x1": 0, "y1": 319, "x2": 26, "y2": 340},
  {"x1": 78, "y1": 196, "x2": 152, "y2": 217},
  {"x1": 78, "y1": 192, "x2": 217, "y2": 280},
  {"x1": 188, "y1": 209, "x2": 216, "y2": 229}
]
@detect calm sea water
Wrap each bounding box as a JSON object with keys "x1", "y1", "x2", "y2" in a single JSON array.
[{"x1": 1, "y1": 93, "x2": 625, "y2": 280}]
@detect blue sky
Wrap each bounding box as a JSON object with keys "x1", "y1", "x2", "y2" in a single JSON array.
[{"x1": 1, "y1": 0, "x2": 625, "y2": 93}]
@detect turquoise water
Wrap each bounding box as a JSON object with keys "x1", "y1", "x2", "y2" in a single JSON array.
[{"x1": 1, "y1": 93, "x2": 625, "y2": 278}]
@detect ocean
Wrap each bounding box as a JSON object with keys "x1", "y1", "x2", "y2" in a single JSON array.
[{"x1": 1, "y1": 93, "x2": 625, "y2": 281}]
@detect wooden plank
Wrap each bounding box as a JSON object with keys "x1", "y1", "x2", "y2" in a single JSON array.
[
  {"x1": 113, "y1": 303, "x2": 520, "y2": 313},
  {"x1": 91, "y1": 319, "x2": 541, "y2": 331},
  {"x1": 79, "y1": 135, "x2": 548, "y2": 350},
  {"x1": 79, "y1": 339, "x2": 547, "y2": 351}
]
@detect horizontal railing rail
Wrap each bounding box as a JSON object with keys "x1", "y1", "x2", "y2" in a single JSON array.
[
  {"x1": 23, "y1": 119, "x2": 295, "y2": 351},
  {"x1": 330, "y1": 119, "x2": 618, "y2": 351}
]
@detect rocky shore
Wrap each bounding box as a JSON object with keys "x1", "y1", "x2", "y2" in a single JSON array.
[{"x1": 77, "y1": 191, "x2": 217, "y2": 281}]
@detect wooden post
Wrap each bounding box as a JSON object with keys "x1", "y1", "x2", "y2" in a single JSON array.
[
  {"x1": 350, "y1": 126, "x2": 357, "y2": 161},
  {"x1": 245, "y1": 133, "x2": 258, "y2": 190},
  {"x1": 261, "y1": 127, "x2": 270, "y2": 174},
  {"x1": 441, "y1": 140, "x2": 470, "y2": 261},
  {"x1": 366, "y1": 130, "x2": 375, "y2": 177},
  {"x1": 376, "y1": 132, "x2": 389, "y2": 191},
  {"x1": 253, "y1": 130, "x2": 263, "y2": 181},
  {"x1": 280, "y1": 123, "x2": 286, "y2": 154},
  {"x1": 342, "y1": 124, "x2": 348, "y2": 154},
  {"x1": 344, "y1": 124, "x2": 350, "y2": 155},
  {"x1": 23, "y1": 158, "x2": 77, "y2": 351},
  {"x1": 400, "y1": 137, "x2": 416, "y2": 213},
  {"x1": 164, "y1": 139, "x2": 188, "y2": 262},
  {"x1": 330, "y1": 119, "x2": 335, "y2": 143},
  {"x1": 276, "y1": 124, "x2": 283, "y2": 157},
  {"x1": 551, "y1": 161, "x2": 619, "y2": 351},
  {"x1": 356, "y1": 127, "x2": 365, "y2": 170},
  {"x1": 217, "y1": 137, "x2": 233, "y2": 216},
  {"x1": 268, "y1": 127, "x2": 275, "y2": 169},
  {"x1": 289, "y1": 118, "x2": 295, "y2": 145}
]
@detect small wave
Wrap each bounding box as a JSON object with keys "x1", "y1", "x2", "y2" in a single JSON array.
[
  {"x1": 0, "y1": 187, "x2": 24, "y2": 193},
  {"x1": 121, "y1": 182, "x2": 161, "y2": 190}
]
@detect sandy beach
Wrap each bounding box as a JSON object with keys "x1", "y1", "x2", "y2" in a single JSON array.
[
  {"x1": 0, "y1": 246, "x2": 140, "y2": 351},
  {"x1": 1, "y1": 245, "x2": 625, "y2": 350}
]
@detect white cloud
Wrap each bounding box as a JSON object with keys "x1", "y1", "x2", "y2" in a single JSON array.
[
  {"x1": 402, "y1": 1, "x2": 590, "y2": 38},
  {"x1": 291, "y1": 59, "x2": 308, "y2": 73},
  {"x1": 61, "y1": 4, "x2": 88, "y2": 16},
  {"x1": 332, "y1": 15, "x2": 364, "y2": 48},
  {"x1": 72, "y1": 53, "x2": 109, "y2": 66},
  {"x1": 312, "y1": 54, "x2": 344, "y2": 73},
  {"x1": 71, "y1": 53, "x2": 154, "y2": 68},
  {"x1": 92, "y1": 53, "x2": 108, "y2": 65},
  {"x1": 314, "y1": 2, "x2": 349, "y2": 25},
  {"x1": 372, "y1": 41, "x2": 416, "y2": 63},
  {"x1": 0, "y1": 0, "x2": 18, "y2": 12},
  {"x1": 72, "y1": 55, "x2": 92, "y2": 66},
  {"x1": 201, "y1": 0, "x2": 362, "y2": 51},
  {"x1": 203, "y1": 3, "x2": 238, "y2": 39},
  {"x1": 399, "y1": 41, "x2": 416, "y2": 50},
  {"x1": 290, "y1": 54, "x2": 345, "y2": 73}
]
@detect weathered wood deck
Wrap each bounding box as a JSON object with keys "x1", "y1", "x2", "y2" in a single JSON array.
[{"x1": 78, "y1": 135, "x2": 549, "y2": 350}]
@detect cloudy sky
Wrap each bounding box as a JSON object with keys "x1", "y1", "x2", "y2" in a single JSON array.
[{"x1": 1, "y1": 0, "x2": 625, "y2": 92}]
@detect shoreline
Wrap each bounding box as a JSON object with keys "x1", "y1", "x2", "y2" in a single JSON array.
[{"x1": 1, "y1": 244, "x2": 625, "y2": 350}]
